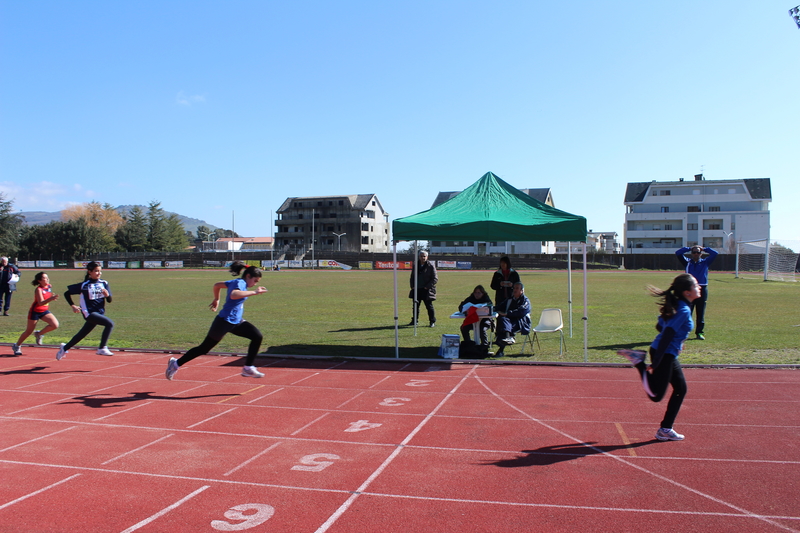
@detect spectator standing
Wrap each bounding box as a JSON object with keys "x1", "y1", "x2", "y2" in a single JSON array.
[
  {"x1": 0, "y1": 256, "x2": 20, "y2": 316},
  {"x1": 490, "y1": 256, "x2": 520, "y2": 307},
  {"x1": 675, "y1": 245, "x2": 718, "y2": 340},
  {"x1": 409, "y1": 251, "x2": 437, "y2": 327}
]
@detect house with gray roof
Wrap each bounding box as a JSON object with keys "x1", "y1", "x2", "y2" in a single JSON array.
[
  {"x1": 624, "y1": 175, "x2": 771, "y2": 253},
  {"x1": 275, "y1": 194, "x2": 389, "y2": 256}
]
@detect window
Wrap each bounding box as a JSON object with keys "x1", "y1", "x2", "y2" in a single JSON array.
[
  {"x1": 708, "y1": 206, "x2": 720, "y2": 212},
  {"x1": 338, "y1": 200, "x2": 343, "y2": 206},
  {"x1": 687, "y1": 223, "x2": 698, "y2": 230},
  {"x1": 664, "y1": 224, "x2": 672, "y2": 230},
  {"x1": 361, "y1": 222, "x2": 369, "y2": 231},
  {"x1": 653, "y1": 225, "x2": 661, "y2": 231},
  {"x1": 317, "y1": 201, "x2": 323, "y2": 206},
  {"x1": 728, "y1": 188, "x2": 736, "y2": 194},
  {"x1": 361, "y1": 236, "x2": 369, "y2": 244},
  {"x1": 688, "y1": 206, "x2": 700, "y2": 212},
  {"x1": 661, "y1": 207, "x2": 669, "y2": 213},
  {"x1": 659, "y1": 190, "x2": 671, "y2": 196}
]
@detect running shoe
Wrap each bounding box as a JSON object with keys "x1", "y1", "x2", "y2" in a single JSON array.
[
  {"x1": 696, "y1": 333, "x2": 705, "y2": 340},
  {"x1": 617, "y1": 349, "x2": 646, "y2": 365},
  {"x1": 165, "y1": 357, "x2": 179, "y2": 380},
  {"x1": 241, "y1": 365, "x2": 264, "y2": 378},
  {"x1": 12, "y1": 343, "x2": 22, "y2": 356},
  {"x1": 56, "y1": 343, "x2": 67, "y2": 360},
  {"x1": 34, "y1": 330, "x2": 44, "y2": 345},
  {"x1": 96, "y1": 346, "x2": 113, "y2": 356},
  {"x1": 655, "y1": 427, "x2": 685, "y2": 441}
]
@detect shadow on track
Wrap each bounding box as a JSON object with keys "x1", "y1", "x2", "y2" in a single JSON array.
[{"x1": 485, "y1": 440, "x2": 659, "y2": 468}]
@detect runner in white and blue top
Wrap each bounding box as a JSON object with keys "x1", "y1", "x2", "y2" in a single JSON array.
[
  {"x1": 57, "y1": 261, "x2": 115, "y2": 359},
  {"x1": 166, "y1": 261, "x2": 268, "y2": 380}
]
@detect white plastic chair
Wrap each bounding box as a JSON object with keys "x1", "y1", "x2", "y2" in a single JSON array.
[{"x1": 528, "y1": 308, "x2": 566, "y2": 356}]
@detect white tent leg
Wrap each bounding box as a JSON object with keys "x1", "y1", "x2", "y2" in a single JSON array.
[
  {"x1": 567, "y1": 243, "x2": 573, "y2": 337},
  {"x1": 393, "y1": 242, "x2": 399, "y2": 358},
  {"x1": 583, "y1": 244, "x2": 588, "y2": 363}
]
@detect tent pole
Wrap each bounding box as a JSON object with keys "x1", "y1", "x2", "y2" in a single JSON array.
[
  {"x1": 412, "y1": 241, "x2": 418, "y2": 335},
  {"x1": 393, "y1": 241, "x2": 399, "y2": 358},
  {"x1": 567, "y1": 243, "x2": 573, "y2": 337},
  {"x1": 583, "y1": 243, "x2": 588, "y2": 362}
]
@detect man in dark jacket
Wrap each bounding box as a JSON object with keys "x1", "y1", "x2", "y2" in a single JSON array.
[
  {"x1": 675, "y1": 245, "x2": 718, "y2": 340},
  {"x1": 409, "y1": 251, "x2": 437, "y2": 327},
  {"x1": 0, "y1": 256, "x2": 21, "y2": 316},
  {"x1": 495, "y1": 282, "x2": 531, "y2": 356}
]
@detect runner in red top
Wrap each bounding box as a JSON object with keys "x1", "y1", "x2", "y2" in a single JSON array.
[{"x1": 12, "y1": 272, "x2": 60, "y2": 355}]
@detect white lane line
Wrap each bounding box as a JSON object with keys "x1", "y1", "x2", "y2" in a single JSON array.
[
  {"x1": 15, "y1": 375, "x2": 73, "y2": 389},
  {"x1": 0, "y1": 474, "x2": 82, "y2": 511},
  {"x1": 223, "y1": 442, "x2": 283, "y2": 476},
  {"x1": 246, "y1": 387, "x2": 284, "y2": 404},
  {"x1": 101, "y1": 434, "x2": 175, "y2": 465},
  {"x1": 291, "y1": 414, "x2": 330, "y2": 436},
  {"x1": 291, "y1": 373, "x2": 320, "y2": 385},
  {"x1": 474, "y1": 373, "x2": 800, "y2": 533},
  {"x1": 93, "y1": 401, "x2": 153, "y2": 421},
  {"x1": 0, "y1": 426, "x2": 77, "y2": 453},
  {"x1": 119, "y1": 485, "x2": 210, "y2": 533},
  {"x1": 335, "y1": 392, "x2": 365, "y2": 409},
  {"x1": 87, "y1": 380, "x2": 140, "y2": 394},
  {"x1": 313, "y1": 365, "x2": 479, "y2": 533},
  {"x1": 186, "y1": 407, "x2": 238, "y2": 429}
]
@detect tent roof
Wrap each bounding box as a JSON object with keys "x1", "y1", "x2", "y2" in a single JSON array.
[{"x1": 393, "y1": 172, "x2": 587, "y2": 242}]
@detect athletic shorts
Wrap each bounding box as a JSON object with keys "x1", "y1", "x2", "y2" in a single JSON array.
[{"x1": 29, "y1": 309, "x2": 51, "y2": 321}]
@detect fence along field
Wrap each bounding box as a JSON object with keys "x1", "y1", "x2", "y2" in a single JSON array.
[{"x1": 1, "y1": 268, "x2": 798, "y2": 365}]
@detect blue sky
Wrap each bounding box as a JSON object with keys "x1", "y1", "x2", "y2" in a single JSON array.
[{"x1": 1, "y1": 1, "x2": 798, "y2": 246}]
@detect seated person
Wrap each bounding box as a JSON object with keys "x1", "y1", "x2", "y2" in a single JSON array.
[
  {"x1": 495, "y1": 282, "x2": 531, "y2": 356},
  {"x1": 458, "y1": 285, "x2": 493, "y2": 346}
]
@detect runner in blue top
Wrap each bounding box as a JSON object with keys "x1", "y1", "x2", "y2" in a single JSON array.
[
  {"x1": 619, "y1": 273, "x2": 700, "y2": 442},
  {"x1": 57, "y1": 261, "x2": 115, "y2": 360},
  {"x1": 675, "y1": 245, "x2": 717, "y2": 340},
  {"x1": 166, "y1": 261, "x2": 267, "y2": 380}
]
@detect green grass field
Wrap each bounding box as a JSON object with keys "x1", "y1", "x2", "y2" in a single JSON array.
[{"x1": 1, "y1": 268, "x2": 798, "y2": 364}]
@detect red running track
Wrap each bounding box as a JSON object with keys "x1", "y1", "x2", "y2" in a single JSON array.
[{"x1": 1, "y1": 345, "x2": 799, "y2": 532}]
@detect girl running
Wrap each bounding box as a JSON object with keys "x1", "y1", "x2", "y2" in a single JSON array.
[
  {"x1": 619, "y1": 273, "x2": 701, "y2": 442},
  {"x1": 166, "y1": 261, "x2": 267, "y2": 380},
  {"x1": 12, "y1": 272, "x2": 60, "y2": 355},
  {"x1": 57, "y1": 261, "x2": 115, "y2": 360}
]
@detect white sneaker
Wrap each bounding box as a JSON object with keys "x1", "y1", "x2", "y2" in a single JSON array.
[
  {"x1": 96, "y1": 346, "x2": 113, "y2": 356},
  {"x1": 56, "y1": 343, "x2": 67, "y2": 360},
  {"x1": 241, "y1": 365, "x2": 264, "y2": 378},
  {"x1": 34, "y1": 331, "x2": 44, "y2": 345},
  {"x1": 165, "y1": 358, "x2": 179, "y2": 380},
  {"x1": 656, "y1": 427, "x2": 685, "y2": 441},
  {"x1": 12, "y1": 343, "x2": 22, "y2": 356}
]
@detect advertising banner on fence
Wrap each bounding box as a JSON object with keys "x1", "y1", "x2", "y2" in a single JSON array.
[
  {"x1": 204, "y1": 260, "x2": 224, "y2": 267},
  {"x1": 318, "y1": 260, "x2": 353, "y2": 270},
  {"x1": 375, "y1": 261, "x2": 412, "y2": 270},
  {"x1": 108, "y1": 261, "x2": 127, "y2": 269},
  {"x1": 35, "y1": 261, "x2": 55, "y2": 268},
  {"x1": 358, "y1": 261, "x2": 373, "y2": 270},
  {"x1": 436, "y1": 261, "x2": 457, "y2": 269},
  {"x1": 73, "y1": 261, "x2": 102, "y2": 269},
  {"x1": 18, "y1": 261, "x2": 36, "y2": 268},
  {"x1": 144, "y1": 261, "x2": 162, "y2": 269},
  {"x1": 289, "y1": 260, "x2": 303, "y2": 268},
  {"x1": 127, "y1": 261, "x2": 141, "y2": 269},
  {"x1": 164, "y1": 261, "x2": 183, "y2": 268},
  {"x1": 456, "y1": 261, "x2": 473, "y2": 269}
]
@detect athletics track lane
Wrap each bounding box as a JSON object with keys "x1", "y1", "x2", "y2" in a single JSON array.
[{"x1": 0, "y1": 346, "x2": 798, "y2": 532}]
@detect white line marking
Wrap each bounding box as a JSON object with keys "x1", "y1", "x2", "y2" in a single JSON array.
[
  {"x1": 291, "y1": 413, "x2": 330, "y2": 436},
  {"x1": 0, "y1": 426, "x2": 77, "y2": 453},
  {"x1": 314, "y1": 366, "x2": 479, "y2": 533},
  {"x1": 15, "y1": 375, "x2": 73, "y2": 389},
  {"x1": 87, "y1": 380, "x2": 140, "y2": 394},
  {"x1": 223, "y1": 442, "x2": 282, "y2": 476},
  {"x1": 93, "y1": 401, "x2": 153, "y2": 421},
  {"x1": 101, "y1": 434, "x2": 175, "y2": 465},
  {"x1": 7, "y1": 397, "x2": 69, "y2": 415},
  {"x1": 246, "y1": 387, "x2": 284, "y2": 404},
  {"x1": 368, "y1": 376, "x2": 392, "y2": 389},
  {"x1": 119, "y1": 485, "x2": 210, "y2": 533},
  {"x1": 291, "y1": 373, "x2": 320, "y2": 385},
  {"x1": 473, "y1": 373, "x2": 800, "y2": 533},
  {"x1": 186, "y1": 407, "x2": 238, "y2": 429},
  {"x1": 336, "y1": 392, "x2": 365, "y2": 409},
  {"x1": 0, "y1": 474, "x2": 82, "y2": 511}
]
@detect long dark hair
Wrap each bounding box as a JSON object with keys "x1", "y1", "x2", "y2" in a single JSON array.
[
  {"x1": 31, "y1": 271, "x2": 47, "y2": 286},
  {"x1": 229, "y1": 260, "x2": 262, "y2": 279},
  {"x1": 649, "y1": 273, "x2": 696, "y2": 320},
  {"x1": 83, "y1": 261, "x2": 101, "y2": 281},
  {"x1": 499, "y1": 256, "x2": 512, "y2": 270}
]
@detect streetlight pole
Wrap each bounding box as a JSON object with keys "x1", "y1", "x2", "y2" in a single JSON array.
[{"x1": 333, "y1": 232, "x2": 346, "y2": 251}]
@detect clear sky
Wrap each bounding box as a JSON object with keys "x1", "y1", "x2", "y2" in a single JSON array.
[{"x1": 1, "y1": 1, "x2": 798, "y2": 247}]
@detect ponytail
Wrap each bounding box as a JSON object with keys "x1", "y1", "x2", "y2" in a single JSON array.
[
  {"x1": 229, "y1": 260, "x2": 262, "y2": 279},
  {"x1": 648, "y1": 273, "x2": 695, "y2": 320}
]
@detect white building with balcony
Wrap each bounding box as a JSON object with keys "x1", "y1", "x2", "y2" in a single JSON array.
[{"x1": 623, "y1": 175, "x2": 771, "y2": 254}]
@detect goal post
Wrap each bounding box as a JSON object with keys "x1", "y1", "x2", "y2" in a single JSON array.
[{"x1": 735, "y1": 239, "x2": 798, "y2": 282}]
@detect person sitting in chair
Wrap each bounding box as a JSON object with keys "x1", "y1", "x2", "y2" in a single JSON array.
[
  {"x1": 458, "y1": 284, "x2": 493, "y2": 347},
  {"x1": 495, "y1": 282, "x2": 531, "y2": 357}
]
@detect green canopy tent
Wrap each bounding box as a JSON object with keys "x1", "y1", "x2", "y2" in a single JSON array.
[{"x1": 391, "y1": 172, "x2": 589, "y2": 358}]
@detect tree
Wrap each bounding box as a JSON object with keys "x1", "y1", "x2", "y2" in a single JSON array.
[
  {"x1": 62, "y1": 201, "x2": 122, "y2": 252},
  {"x1": 0, "y1": 193, "x2": 24, "y2": 256},
  {"x1": 115, "y1": 205, "x2": 149, "y2": 252},
  {"x1": 18, "y1": 218, "x2": 108, "y2": 259}
]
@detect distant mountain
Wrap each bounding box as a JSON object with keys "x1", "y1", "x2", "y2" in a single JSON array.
[{"x1": 18, "y1": 206, "x2": 226, "y2": 237}]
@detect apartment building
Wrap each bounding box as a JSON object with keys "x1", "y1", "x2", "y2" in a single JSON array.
[
  {"x1": 275, "y1": 194, "x2": 390, "y2": 255},
  {"x1": 624, "y1": 175, "x2": 771, "y2": 253}
]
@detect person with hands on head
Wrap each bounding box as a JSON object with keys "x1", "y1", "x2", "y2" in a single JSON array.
[
  {"x1": 166, "y1": 261, "x2": 268, "y2": 380},
  {"x1": 12, "y1": 271, "x2": 59, "y2": 355},
  {"x1": 674, "y1": 245, "x2": 717, "y2": 340},
  {"x1": 619, "y1": 273, "x2": 701, "y2": 442},
  {"x1": 57, "y1": 261, "x2": 114, "y2": 360}
]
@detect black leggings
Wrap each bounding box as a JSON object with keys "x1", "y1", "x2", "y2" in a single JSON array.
[
  {"x1": 65, "y1": 312, "x2": 114, "y2": 350},
  {"x1": 636, "y1": 350, "x2": 687, "y2": 429},
  {"x1": 177, "y1": 316, "x2": 263, "y2": 367}
]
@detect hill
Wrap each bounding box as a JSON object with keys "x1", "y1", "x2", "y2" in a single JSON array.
[{"x1": 18, "y1": 206, "x2": 226, "y2": 237}]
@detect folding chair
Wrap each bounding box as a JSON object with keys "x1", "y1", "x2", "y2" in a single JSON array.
[{"x1": 529, "y1": 308, "x2": 566, "y2": 356}]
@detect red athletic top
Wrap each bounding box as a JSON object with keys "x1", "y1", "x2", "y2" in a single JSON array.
[{"x1": 31, "y1": 284, "x2": 53, "y2": 313}]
